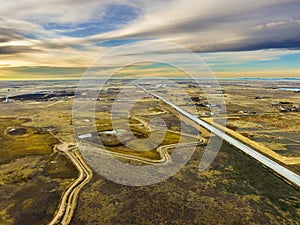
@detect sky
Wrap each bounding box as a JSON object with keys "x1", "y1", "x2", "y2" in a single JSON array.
[{"x1": 0, "y1": 0, "x2": 300, "y2": 80}]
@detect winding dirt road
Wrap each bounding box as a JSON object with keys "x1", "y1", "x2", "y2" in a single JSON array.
[
  {"x1": 49, "y1": 130, "x2": 204, "y2": 225},
  {"x1": 49, "y1": 141, "x2": 92, "y2": 225},
  {"x1": 80, "y1": 140, "x2": 203, "y2": 165},
  {"x1": 48, "y1": 97, "x2": 206, "y2": 224}
]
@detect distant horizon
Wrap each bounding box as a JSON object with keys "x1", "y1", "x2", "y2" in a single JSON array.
[{"x1": 1, "y1": 77, "x2": 300, "y2": 82}]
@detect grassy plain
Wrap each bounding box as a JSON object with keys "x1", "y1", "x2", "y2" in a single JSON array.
[
  {"x1": 0, "y1": 100, "x2": 78, "y2": 225},
  {"x1": 73, "y1": 138, "x2": 300, "y2": 224},
  {"x1": 0, "y1": 80, "x2": 299, "y2": 224}
]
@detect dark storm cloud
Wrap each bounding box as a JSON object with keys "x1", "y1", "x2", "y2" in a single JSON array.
[
  {"x1": 0, "y1": 28, "x2": 24, "y2": 43},
  {"x1": 0, "y1": 46, "x2": 42, "y2": 55}
]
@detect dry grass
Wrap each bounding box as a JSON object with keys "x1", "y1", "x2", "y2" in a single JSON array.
[{"x1": 204, "y1": 118, "x2": 300, "y2": 166}]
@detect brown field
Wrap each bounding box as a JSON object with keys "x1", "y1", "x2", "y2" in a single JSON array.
[{"x1": 198, "y1": 80, "x2": 300, "y2": 169}]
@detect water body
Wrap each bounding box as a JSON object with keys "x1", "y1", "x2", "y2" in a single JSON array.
[{"x1": 278, "y1": 88, "x2": 300, "y2": 92}]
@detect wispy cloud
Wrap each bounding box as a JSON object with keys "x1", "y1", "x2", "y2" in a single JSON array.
[{"x1": 201, "y1": 49, "x2": 300, "y2": 65}]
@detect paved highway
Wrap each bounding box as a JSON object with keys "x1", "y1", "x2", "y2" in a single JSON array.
[{"x1": 136, "y1": 84, "x2": 300, "y2": 187}]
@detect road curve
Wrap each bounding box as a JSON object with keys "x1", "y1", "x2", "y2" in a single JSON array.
[
  {"x1": 49, "y1": 143, "x2": 92, "y2": 225},
  {"x1": 80, "y1": 139, "x2": 203, "y2": 165},
  {"x1": 136, "y1": 84, "x2": 300, "y2": 187}
]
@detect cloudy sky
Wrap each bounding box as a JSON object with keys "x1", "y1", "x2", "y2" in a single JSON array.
[{"x1": 1, "y1": 0, "x2": 300, "y2": 79}]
